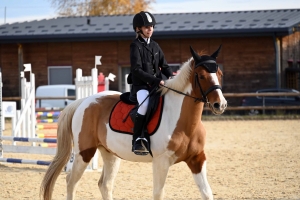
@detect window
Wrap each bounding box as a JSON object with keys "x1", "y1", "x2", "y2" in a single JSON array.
[
  {"x1": 67, "y1": 88, "x2": 75, "y2": 97},
  {"x1": 48, "y1": 66, "x2": 72, "y2": 85}
]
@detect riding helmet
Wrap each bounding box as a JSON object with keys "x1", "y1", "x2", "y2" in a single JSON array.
[{"x1": 132, "y1": 11, "x2": 156, "y2": 31}]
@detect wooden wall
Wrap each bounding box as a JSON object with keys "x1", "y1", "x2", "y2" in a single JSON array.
[
  {"x1": 158, "y1": 36, "x2": 276, "y2": 93},
  {"x1": 0, "y1": 33, "x2": 299, "y2": 104},
  {"x1": 0, "y1": 43, "x2": 19, "y2": 97}
]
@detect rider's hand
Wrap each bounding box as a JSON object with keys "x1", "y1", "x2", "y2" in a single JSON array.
[{"x1": 160, "y1": 80, "x2": 164, "y2": 85}]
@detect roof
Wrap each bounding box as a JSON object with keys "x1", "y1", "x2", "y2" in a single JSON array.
[{"x1": 1, "y1": 9, "x2": 300, "y2": 43}]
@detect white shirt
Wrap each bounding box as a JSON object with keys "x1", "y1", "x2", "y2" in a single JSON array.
[{"x1": 142, "y1": 37, "x2": 150, "y2": 44}]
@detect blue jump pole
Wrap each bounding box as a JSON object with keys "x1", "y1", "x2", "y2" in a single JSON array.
[{"x1": 0, "y1": 158, "x2": 51, "y2": 166}]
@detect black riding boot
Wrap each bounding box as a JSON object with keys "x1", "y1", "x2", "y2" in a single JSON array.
[{"x1": 132, "y1": 113, "x2": 149, "y2": 155}]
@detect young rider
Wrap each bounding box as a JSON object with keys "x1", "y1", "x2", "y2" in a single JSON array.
[{"x1": 129, "y1": 11, "x2": 173, "y2": 155}]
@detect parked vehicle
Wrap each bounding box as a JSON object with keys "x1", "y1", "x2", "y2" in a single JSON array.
[
  {"x1": 241, "y1": 88, "x2": 300, "y2": 115},
  {"x1": 35, "y1": 85, "x2": 76, "y2": 109}
]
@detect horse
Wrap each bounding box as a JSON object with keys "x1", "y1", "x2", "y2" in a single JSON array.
[{"x1": 40, "y1": 46, "x2": 227, "y2": 200}]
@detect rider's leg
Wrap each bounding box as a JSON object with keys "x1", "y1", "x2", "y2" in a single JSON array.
[{"x1": 132, "y1": 89, "x2": 149, "y2": 154}]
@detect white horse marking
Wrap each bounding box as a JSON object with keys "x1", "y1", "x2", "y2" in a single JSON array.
[
  {"x1": 192, "y1": 161, "x2": 214, "y2": 200},
  {"x1": 211, "y1": 73, "x2": 227, "y2": 110}
]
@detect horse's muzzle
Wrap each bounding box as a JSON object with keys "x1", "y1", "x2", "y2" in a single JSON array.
[{"x1": 209, "y1": 99, "x2": 227, "y2": 115}]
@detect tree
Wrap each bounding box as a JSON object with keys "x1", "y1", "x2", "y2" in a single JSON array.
[{"x1": 50, "y1": 0, "x2": 156, "y2": 16}]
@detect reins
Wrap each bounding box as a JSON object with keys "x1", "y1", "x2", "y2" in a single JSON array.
[
  {"x1": 160, "y1": 71, "x2": 222, "y2": 103},
  {"x1": 160, "y1": 84, "x2": 208, "y2": 103},
  {"x1": 160, "y1": 58, "x2": 222, "y2": 103}
]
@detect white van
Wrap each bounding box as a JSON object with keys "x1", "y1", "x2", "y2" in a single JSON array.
[{"x1": 35, "y1": 85, "x2": 76, "y2": 109}]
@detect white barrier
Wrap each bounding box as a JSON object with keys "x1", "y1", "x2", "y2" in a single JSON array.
[
  {"x1": 75, "y1": 68, "x2": 98, "y2": 99},
  {"x1": 0, "y1": 67, "x2": 57, "y2": 165},
  {"x1": 0, "y1": 66, "x2": 114, "y2": 171},
  {"x1": 1, "y1": 101, "x2": 17, "y2": 131},
  {"x1": 1, "y1": 136, "x2": 56, "y2": 156},
  {"x1": 13, "y1": 71, "x2": 36, "y2": 139}
]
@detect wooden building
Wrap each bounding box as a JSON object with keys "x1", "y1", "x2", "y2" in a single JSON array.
[{"x1": 0, "y1": 9, "x2": 300, "y2": 105}]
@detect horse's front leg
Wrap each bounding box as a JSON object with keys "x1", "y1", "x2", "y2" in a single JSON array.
[
  {"x1": 152, "y1": 154, "x2": 174, "y2": 200},
  {"x1": 186, "y1": 151, "x2": 213, "y2": 200}
]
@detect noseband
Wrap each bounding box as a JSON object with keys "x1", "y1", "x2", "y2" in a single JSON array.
[{"x1": 161, "y1": 60, "x2": 222, "y2": 103}]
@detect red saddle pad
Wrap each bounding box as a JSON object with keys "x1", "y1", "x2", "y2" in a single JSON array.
[{"x1": 109, "y1": 97, "x2": 164, "y2": 135}]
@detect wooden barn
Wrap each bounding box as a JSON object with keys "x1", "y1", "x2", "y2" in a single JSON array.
[{"x1": 0, "y1": 9, "x2": 300, "y2": 106}]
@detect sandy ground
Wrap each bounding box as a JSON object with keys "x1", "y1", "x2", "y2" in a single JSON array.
[{"x1": 0, "y1": 120, "x2": 299, "y2": 200}]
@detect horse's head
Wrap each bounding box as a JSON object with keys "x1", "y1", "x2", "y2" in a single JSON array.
[{"x1": 189, "y1": 45, "x2": 227, "y2": 115}]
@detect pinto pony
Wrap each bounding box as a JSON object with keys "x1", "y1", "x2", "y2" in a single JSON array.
[{"x1": 40, "y1": 46, "x2": 227, "y2": 200}]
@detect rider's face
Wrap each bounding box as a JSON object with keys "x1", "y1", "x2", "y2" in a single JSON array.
[{"x1": 140, "y1": 25, "x2": 153, "y2": 38}]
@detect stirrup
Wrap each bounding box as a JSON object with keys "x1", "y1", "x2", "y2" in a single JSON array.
[
  {"x1": 133, "y1": 138, "x2": 149, "y2": 156},
  {"x1": 134, "y1": 151, "x2": 149, "y2": 156}
]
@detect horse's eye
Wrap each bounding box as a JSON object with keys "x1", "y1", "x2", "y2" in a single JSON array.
[{"x1": 199, "y1": 75, "x2": 205, "y2": 79}]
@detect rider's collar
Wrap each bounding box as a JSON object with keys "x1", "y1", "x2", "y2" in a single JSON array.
[
  {"x1": 138, "y1": 36, "x2": 150, "y2": 44},
  {"x1": 143, "y1": 37, "x2": 150, "y2": 44}
]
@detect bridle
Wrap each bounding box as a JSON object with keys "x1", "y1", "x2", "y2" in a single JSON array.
[{"x1": 161, "y1": 60, "x2": 222, "y2": 103}]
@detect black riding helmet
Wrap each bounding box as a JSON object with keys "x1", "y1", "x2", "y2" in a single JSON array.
[{"x1": 132, "y1": 11, "x2": 156, "y2": 31}]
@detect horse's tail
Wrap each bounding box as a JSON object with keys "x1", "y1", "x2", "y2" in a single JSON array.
[{"x1": 40, "y1": 98, "x2": 85, "y2": 200}]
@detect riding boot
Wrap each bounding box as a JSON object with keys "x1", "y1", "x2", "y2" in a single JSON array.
[{"x1": 132, "y1": 113, "x2": 149, "y2": 155}]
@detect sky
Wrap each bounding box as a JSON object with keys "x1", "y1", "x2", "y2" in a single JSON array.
[{"x1": 0, "y1": 0, "x2": 299, "y2": 24}]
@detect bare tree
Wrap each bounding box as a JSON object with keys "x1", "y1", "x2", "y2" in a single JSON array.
[{"x1": 50, "y1": 0, "x2": 155, "y2": 16}]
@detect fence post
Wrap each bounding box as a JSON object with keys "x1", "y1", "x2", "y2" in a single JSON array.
[
  {"x1": 30, "y1": 73, "x2": 35, "y2": 139},
  {"x1": 75, "y1": 69, "x2": 82, "y2": 99},
  {"x1": 104, "y1": 78, "x2": 109, "y2": 91},
  {"x1": 125, "y1": 74, "x2": 130, "y2": 92},
  {"x1": 91, "y1": 68, "x2": 98, "y2": 94}
]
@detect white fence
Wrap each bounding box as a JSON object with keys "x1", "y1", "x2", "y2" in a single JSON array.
[
  {"x1": 13, "y1": 71, "x2": 36, "y2": 139},
  {"x1": 0, "y1": 68, "x2": 57, "y2": 165},
  {"x1": 0, "y1": 67, "x2": 112, "y2": 170},
  {"x1": 75, "y1": 68, "x2": 98, "y2": 99}
]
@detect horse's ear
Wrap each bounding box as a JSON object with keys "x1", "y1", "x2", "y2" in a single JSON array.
[
  {"x1": 211, "y1": 45, "x2": 222, "y2": 59},
  {"x1": 190, "y1": 46, "x2": 201, "y2": 64}
]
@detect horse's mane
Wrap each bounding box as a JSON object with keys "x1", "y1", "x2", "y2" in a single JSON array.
[{"x1": 160, "y1": 57, "x2": 193, "y2": 95}]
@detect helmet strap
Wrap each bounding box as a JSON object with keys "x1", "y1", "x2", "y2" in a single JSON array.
[{"x1": 137, "y1": 28, "x2": 148, "y2": 39}]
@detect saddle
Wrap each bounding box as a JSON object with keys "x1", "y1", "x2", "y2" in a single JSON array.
[{"x1": 109, "y1": 91, "x2": 164, "y2": 136}]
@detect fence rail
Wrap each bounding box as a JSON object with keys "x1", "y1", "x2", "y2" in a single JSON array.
[
  {"x1": 223, "y1": 92, "x2": 300, "y2": 97},
  {"x1": 2, "y1": 92, "x2": 300, "y2": 112}
]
